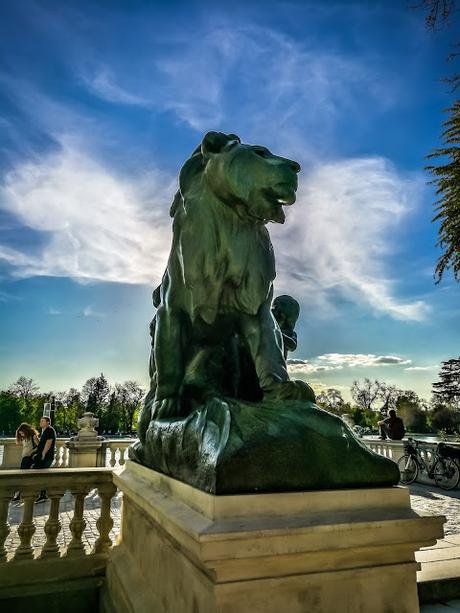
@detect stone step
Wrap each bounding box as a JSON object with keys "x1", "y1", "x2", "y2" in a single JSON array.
[{"x1": 417, "y1": 538, "x2": 460, "y2": 605}]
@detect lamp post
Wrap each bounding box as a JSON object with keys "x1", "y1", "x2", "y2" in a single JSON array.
[{"x1": 42, "y1": 395, "x2": 57, "y2": 424}]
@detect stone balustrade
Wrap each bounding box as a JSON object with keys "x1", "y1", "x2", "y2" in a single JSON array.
[
  {"x1": 363, "y1": 437, "x2": 460, "y2": 486},
  {"x1": 106, "y1": 440, "x2": 131, "y2": 468},
  {"x1": 0, "y1": 437, "x2": 133, "y2": 470},
  {"x1": 0, "y1": 468, "x2": 117, "y2": 563}
]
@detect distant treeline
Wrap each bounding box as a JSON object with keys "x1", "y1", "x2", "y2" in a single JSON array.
[
  {"x1": 1, "y1": 358, "x2": 459, "y2": 437},
  {"x1": 0, "y1": 374, "x2": 144, "y2": 435}
]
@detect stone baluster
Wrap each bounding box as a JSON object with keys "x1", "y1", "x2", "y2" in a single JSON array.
[
  {"x1": 14, "y1": 493, "x2": 36, "y2": 560},
  {"x1": 93, "y1": 483, "x2": 117, "y2": 554},
  {"x1": 119, "y1": 446, "x2": 126, "y2": 467},
  {"x1": 0, "y1": 495, "x2": 11, "y2": 562},
  {"x1": 66, "y1": 489, "x2": 88, "y2": 556},
  {"x1": 109, "y1": 447, "x2": 116, "y2": 468},
  {"x1": 56, "y1": 442, "x2": 64, "y2": 467},
  {"x1": 40, "y1": 490, "x2": 64, "y2": 558}
]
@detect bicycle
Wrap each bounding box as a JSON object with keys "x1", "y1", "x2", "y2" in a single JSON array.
[{"x1": 397, "y1": 438, "x2": 460, "y2": 490}]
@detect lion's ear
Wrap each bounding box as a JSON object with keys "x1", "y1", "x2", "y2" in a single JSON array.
[{"x1": 201, "y1": 132, "x2": 240, "y2": 160}]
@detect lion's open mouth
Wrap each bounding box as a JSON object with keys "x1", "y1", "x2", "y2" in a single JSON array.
[{"x1": 264, "y1": 184, "x2": 297, "y2": 208}]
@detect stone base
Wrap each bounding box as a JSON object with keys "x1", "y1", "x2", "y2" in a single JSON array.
[
  {"x1": 66, "y1": 440, "x2": 107, "y2": 468},
  {"x1": 105, "y1": 461, "x2": 445, "y2": 613}
]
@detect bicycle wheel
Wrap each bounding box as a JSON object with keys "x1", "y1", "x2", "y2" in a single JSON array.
[
  {"x1": 397, "y1": 454, "x2": 418, "y2": 484},
  {"x1": 433, "y1": 458, "x2": 460, "y2": 490}
]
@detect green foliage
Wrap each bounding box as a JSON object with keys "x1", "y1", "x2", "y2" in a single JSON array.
[
  {"x1": 0, "y1": 392, "x2": 22, "y2": 434},
  {"x1": 427, "y1": 101, "x2": 460, "y2": 282},
  {"x1": 430, "y1": 406, "x2": 460, "y2": 433},
  {"x1": 397, "y1": 396, "x2": 429, "y2": 433},
  {"x1": 0, "y1": 375, "x2": 145, "y2": 435},
  {"x1": 316, "y1": 388, "x2": 344, "y2": 416},
  {"x1": 432, "y1": 357, "x2": 460, "y2": 409}
]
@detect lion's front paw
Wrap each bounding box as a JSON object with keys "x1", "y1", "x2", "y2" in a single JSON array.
[
  {"x1": 152, "y1": 397, "x2": 183, "y2": 420},
  {"x1": 264, "y1": 379, "x2": 316, "y2": 403}
]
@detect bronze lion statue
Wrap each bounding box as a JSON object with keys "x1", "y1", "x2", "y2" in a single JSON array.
[
  {"x1": 138, "y1": 131, "x2": 314, "y2": 441},
  {"x1": 133, "y1": 131, "x2": 400, "y2": 494}
]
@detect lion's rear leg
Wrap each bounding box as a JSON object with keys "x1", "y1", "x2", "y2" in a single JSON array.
[{"x1": 152, "y1": 306, "x2": 187, "y2": 419}]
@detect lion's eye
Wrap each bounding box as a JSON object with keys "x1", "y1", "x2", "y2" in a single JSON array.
[{"x1": 253, "y1": 147, "x2": 271, "y2": 158}]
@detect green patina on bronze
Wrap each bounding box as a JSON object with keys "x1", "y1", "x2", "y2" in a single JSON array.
[{"x1": 130, "y1": 131, "x2": 399, "y2": 493}]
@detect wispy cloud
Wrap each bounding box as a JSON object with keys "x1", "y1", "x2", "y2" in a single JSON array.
[
  {"x1": 404, "y1": 365, "x2": 437, "y2": 371},
  {"x1": 287, "y1": 352, "x2": 412, "y2": 377},
  {"x1": 272, "y1": 158, "x2": 428, "y2": 321},
  {"x1": 48, "y1": 307, "x2": 61, "y2": 315},
  {"x1": 81, "y1": 68, "x2": 148, "y2": 107},
  {"x1": 0, "y1": 290, "x2": 21, "y2": 303},
  {"x1": 79, "y1": 23, "x2": 395, "y2": 140},
  {"x1": 0, "y1": 139, "x2": 174, "y2": 285},
  {"x1": 82, "y1": 305, "x2": 105, "y2": 319}
]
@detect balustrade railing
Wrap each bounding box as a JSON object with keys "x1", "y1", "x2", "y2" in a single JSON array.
[
  {"x1": 363, "y1": 437, "x2": 460, "y2": 486},
  {"x1": 0, "y1": 437, "x2": 134, "y2": 469},
  {"x1": 0, "y1": 468, "x2": 117, "y2": 562}
]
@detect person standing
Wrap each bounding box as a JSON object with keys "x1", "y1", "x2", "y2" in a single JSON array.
[{"x1": 32, "y1": 416, "x2": 56, "y2": 503}]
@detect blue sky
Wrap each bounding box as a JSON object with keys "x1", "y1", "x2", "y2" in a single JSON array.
[{"x1": 0, "y1": 0, "x2": 459, "y2": 401}]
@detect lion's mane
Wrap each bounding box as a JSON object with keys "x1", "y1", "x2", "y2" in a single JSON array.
[{"x1": 164, "y1": 139, "x2": 276, "y2": 325}]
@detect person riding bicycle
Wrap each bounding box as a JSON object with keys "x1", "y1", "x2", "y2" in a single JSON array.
[{"x1": 378, "y1": 409, "x2": 405, "y2": 441}]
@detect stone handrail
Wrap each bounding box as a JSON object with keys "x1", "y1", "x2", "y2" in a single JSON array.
[
  {"x1": 0, "y1": 437, "x2": 134, "y2": 469},
  {"x1": 0, "y1": 468, "x2": 117, "y2": 563}
]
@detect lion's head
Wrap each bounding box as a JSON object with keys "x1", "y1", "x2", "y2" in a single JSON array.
[
  {"x1": 174, "y1": 131, "x2": 301, "y2": 224},
  {"x1": 165, "y1": 132, "x2": 301, "y2": 323}
]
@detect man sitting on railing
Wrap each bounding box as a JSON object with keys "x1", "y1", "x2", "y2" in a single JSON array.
[{"x1": 378, "y1": 409, "x2": 405, "y2": 441}]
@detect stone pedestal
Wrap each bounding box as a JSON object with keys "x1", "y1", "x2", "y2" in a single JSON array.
[
  {"x1": 66, "y1": 412, "x2": 107, "y2": 468},
  {"x1": 104, "y1": 461, "x2": 445, "y2": 613}
]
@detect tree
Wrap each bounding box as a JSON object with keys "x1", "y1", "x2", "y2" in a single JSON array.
[
  {"x1": 430, "y1": 406, "x2": 460, "y2": 433},
  {"x1": 8, "y1": 376, "x2": 39, "y2": 404},
  {"x1": 378, "y1": 383, "x2": 401, "y2": 412},
  {"x1": 410, "y1": 2, "x2": 460, "y2": 280},
  {"x1": 397, "y1": 393, "x2": 429, "y2": 432},
  {"x1": 52, "y1": 388, "x2": 82, "y2": 434},
  {"x1": 0, "y1": 392, "x2": 22, "y2": 434},
  {"x1": 316, "y1": 388, "x2": 345, "y2": 416},
  {"x1": 432, "y1": 357, "x2": 460, "y2": 409},
  {"x1": 115, "y1": 381, "x2": 144, "y2": 433},
  {"x1": 81, "y1": 374, "x2": 110, "y2": 431},
  {"x1": 351, "y1": 379, "x2": 383, "y2": 412},
  {"x1": 427, "y1": 101, "x2": 460, "y2": 281},
  {"x1": 105, "y1": 391, "x2": 122, "y2": 434}
]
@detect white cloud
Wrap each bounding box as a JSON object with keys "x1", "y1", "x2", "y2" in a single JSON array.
[
  {"x1": 272, "y1": 157, "x2": 429, "y2": 321},
  {"x1": 0, "y1": 142, "x2": 429, "y2": 325},
  {"x1": 404, "y1": 365, "x2": 437, "y2": 371},
  {"x1": 0, "y1": 140, "x2": 174, "y2": 285},
  {"x1": 48, "y1": 307, "x2": 61, "y2": 315},
  {"x1": 287, "y1": 353, "x2": 411, "y2": 378},
  {"x1": 317, "y1": 353, "x2": 411, "y2": 367}
]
